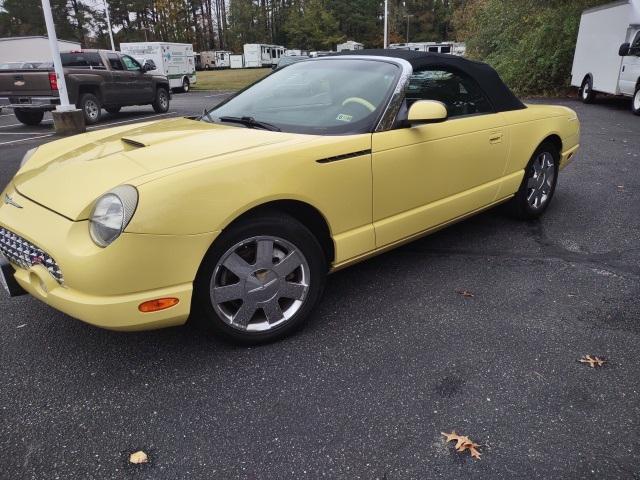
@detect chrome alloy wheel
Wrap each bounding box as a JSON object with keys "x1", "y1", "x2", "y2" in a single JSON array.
[
  {"x1": 526, "y1": 152, "x2": 556, "y2": 209},
  {"x1": 210, "y1": 236, "x2": 310, "y2": 332},
  {"x1": 634, "y1": 89, "x2": 640, "y2": 111},
  {"x1": 85, "y1": 99, "x2": 100, "y2": 121}
]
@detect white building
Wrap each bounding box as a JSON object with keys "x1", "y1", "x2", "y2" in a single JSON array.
[
  {"x1": 337, "y1": 41, "x2": 364, "y2": 52},
  {"x1": 0, "y1": 36, "x2": 81, "y2": 63}
]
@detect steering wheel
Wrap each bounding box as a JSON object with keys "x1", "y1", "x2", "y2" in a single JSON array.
[{"x1": 342, "y1": 97, "x2": 376, "y2": 113}]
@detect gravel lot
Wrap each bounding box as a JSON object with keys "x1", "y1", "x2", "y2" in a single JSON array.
[{"x1": 0, "y1": 91, "x2": 639, "y2": 480}]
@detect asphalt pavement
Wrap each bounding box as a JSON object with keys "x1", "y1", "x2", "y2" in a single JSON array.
[{"x1": 0, "y1": 91, "x2": 639, "y2": 479}]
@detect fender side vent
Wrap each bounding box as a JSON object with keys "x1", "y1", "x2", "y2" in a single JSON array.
[{"x1": 316, "y1": 149, "x2": 372, "y2": 164}]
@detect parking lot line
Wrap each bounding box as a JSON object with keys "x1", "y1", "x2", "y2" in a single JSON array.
[
  {"x1": 0, "y1": 132, "x2": 51, "y2": 135},
  {"x1": 0, "y1": 121, "x2": 53, "y2": 129},
  {"x1": 87, "y1": 112, "x2": 176, "y2": 130},
  {"x1": 0, "y1": 134, "x2": 53, "y2": 146}
]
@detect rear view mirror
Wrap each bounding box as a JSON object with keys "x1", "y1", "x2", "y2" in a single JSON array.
[
  {"x1": 619, "y1": 42, "x2": 630, "y2": 56},
  {"x1": 142, "y1": 59, "x2": 156, "y2": 72},
  {"x1": 407, "y1": 100, "x2": 448, "y2": 125}
]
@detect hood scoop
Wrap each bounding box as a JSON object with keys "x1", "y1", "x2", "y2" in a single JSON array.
[{"x1": 121, "y1": 137, "x2": 147, "y2": 148}]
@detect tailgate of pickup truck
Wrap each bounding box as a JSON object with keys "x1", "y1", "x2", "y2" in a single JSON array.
[{"x1": 0, "y1": 70, "x2": 56, "y2": 99}]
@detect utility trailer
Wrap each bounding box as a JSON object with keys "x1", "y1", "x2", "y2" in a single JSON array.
[
  {"x1": 243, "y1": 44, "x2": 285, "y2": 68},
  {"x1": 571, "y1": 0, "x2": 640, "y2": 114},
  {"x1": 120, "y1": 42, "x2": 196, "y2": 93}
]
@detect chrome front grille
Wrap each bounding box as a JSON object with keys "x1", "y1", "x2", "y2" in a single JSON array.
[{"x1": 0, "y1": 227, "x2": 64, "y2": 284}]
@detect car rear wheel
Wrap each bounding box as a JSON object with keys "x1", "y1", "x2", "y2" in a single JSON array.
[
  {"x1": 181, "y1": 78, "x2": 190, "y2": 93},
  {"x1": 152, "y1": 87, "x2": 170, "y2": 113},
  {"x1": 632, "y1": 87, "x2": 640, "y2": 116},
  {"x1": 509, "y1": 141, "x2": 559, "y2": 220},
  {"x1": 580, "y1": 77, "x2": 596, "y2": 104},
  {"x1": 78, "y1": 93, "x2": 101, "y2": 125},
  {"x1": 14, "y1": 109, "x2": 44, "y2": 126},
  {"x1": 105, "y1": 106, "x2": 121, "y2": 115},
  {"x1": 193, "y1": 213, "x2": 327, "y2": 345}
]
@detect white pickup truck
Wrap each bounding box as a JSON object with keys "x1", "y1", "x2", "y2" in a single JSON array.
[{"x1": 571, "y1": 0, "x2": 640, "y2": 115}]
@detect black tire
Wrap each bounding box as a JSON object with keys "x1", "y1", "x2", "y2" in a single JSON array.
[
  {"x1": 181, "y1": 78, "x2": 190, "y2": 93},
  {"x1": 78, "y1": 93, "x2": 101, "y2": 125},
  {"x1": 204, "y1": 64, "x2": 210, "y2": 70},
  {"x1": 193, "y1": 212, "x2": 327, "y2": 345},
  {"x1": 152, "y1": 87, "x2": 170, "y2": 113},
  {"x1": 580, "y1": 76, "x2": 596, "y2": 104},
  {"x1": 632, "y1": 87, "x2": 640, "y2": 116},
  {"x1": 508, "y1": 141, "x2": 560, "y2": 220},
  {"x1": 14, "y1": 109, "x2": 44, "y2": 126},
  {"x1": 105, "y1": 106, "x2": 121, "y2": 115}
]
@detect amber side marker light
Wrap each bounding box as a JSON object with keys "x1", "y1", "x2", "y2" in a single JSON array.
[{"x1": 139, "y1": 298, "x2": 179, "y2": 313}]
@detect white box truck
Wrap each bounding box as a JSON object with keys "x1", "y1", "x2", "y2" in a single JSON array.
[
  {"x1": 120, "y1": 42, "x2": 197, "y2": 93},
  {"x1": 243, "y1": 44, "x2": 286, "y2": 68},
  {"x1": 571, "y1": 0, "x2": 640, "y2": 114}
]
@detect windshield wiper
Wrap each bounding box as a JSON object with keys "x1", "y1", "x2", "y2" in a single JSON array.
[{"x1": 218, "y1": 116, "x2": 281, "y2": 132}]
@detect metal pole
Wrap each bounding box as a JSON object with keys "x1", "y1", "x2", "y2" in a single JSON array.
[
  {"x1": 384, "y1": 0, "x2": 388, "y2": 48},
  {"x1": 40, "y1": 0, "x2": 73, "y2": 111},
  {"x1": 104, "y1": 0, "x2": 116, "y2": 51}
]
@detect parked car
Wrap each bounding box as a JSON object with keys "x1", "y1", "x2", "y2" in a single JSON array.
[
  {"x1": 0, "y1": 50, "x2": 171, "y2": 125},
  {"x1": 571, "y1": 0, "x2": 640, "y2": 115},
  {"x1": 0, "y1": 51, "x2": 580, "y2": 344}
]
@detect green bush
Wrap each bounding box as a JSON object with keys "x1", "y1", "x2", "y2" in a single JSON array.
[{"x1": 457, "y1": 0, "x2": 611, "y2": 95}]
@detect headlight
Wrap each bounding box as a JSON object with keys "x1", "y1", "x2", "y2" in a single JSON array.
[
  {"x1": 89, "y1": 185, "x2": 138, "y2": 248},
  {"x1": 19, "y1": 148, "x2": 38, "y2": 168}
]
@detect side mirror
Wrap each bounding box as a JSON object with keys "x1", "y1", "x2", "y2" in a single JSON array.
[
  {"x1": 407, "y1": 100, "x2": 448, "y2": 125},
  {"x1": 142, "y1": 60, "x2": 156, "y2": 72},
  {"x1": 619, "y1": 42, "x2": 630, "y2": 56}
]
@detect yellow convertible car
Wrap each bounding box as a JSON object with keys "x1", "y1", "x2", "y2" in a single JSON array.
[{"x1": 0, "y1": 50, "x2": 580, "y2": 343}]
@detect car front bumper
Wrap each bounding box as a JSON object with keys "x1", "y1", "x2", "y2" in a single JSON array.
[{"x1": 0, "y1": 186, "x2": 218, "y2": 331}]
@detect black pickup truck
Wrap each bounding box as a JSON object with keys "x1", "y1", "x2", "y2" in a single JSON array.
[{"x1": 0, "y1": 50, "x2": 171, "y2": 125}]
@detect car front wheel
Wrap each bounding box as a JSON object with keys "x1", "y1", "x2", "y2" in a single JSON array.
[
  {"x1": 193, "y1": 213, "x2": 327, "y2": 344},
  {"x1": 509, "y1": 141, "x2": 559, "y2": 220},
  {"x1": 152, "y1": 87, "x2": 170, "y2": 113}
]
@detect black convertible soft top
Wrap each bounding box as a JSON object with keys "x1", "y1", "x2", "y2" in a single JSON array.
[{"x1": 332, "y1": 49, "x2": 526, "y2": 113}]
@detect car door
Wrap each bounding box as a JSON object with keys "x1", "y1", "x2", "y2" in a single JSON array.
[
  {"x1": 372, "y1": 68, "x2": 509, "y2": 248},
  {"x1": 121, "y1": 55, "x2": 155, "y2": 103},
  {"x1": 619, "y1": 30, "x2": 640, "y2": 96},
  {"x1": 105, "y1": 53, "x2": 128, "y2": 105}
]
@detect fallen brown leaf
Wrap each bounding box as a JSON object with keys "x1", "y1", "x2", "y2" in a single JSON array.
[
  {"x1": 579, "y1": 355, "x2": 606, "y2": 368},
  {"x1": 455, "y1": 290, "x2": 475, "y2": 298},
  {"x1": 129, "y1": 451, "x2": 149, "y2": 464},
  {"x1": 442, "y1": 431, "x2": 482, "y2": 460}
]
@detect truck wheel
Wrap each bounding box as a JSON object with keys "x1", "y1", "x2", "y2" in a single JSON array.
[
  {"x1": 152, "y1": 87, "x2": 170, "y2": 113},
  {"x1": 580, "y1": 77, "x2": 596, "y2": 104},
  {"x1": 79, "y1": 93, "x2": 101, "y2": 125},
  {"x1": 14, "y1": 109, "x2": 44, "y2": 126},
  {"x1": 181, "y1": 78, "x2": 190, "y2": 93},
  {"x1": 632, "y1": 87, "x2": 640, "y2": 116},
  {"x1": 105, "y1": 106, "x2": 121, "y2": 115}
]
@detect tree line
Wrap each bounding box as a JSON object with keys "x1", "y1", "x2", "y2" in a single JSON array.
[
  {"x1": 0, "y1": 0, "x2": 463, "y2": 52},
  {"x1": 0, "y1": 0, "x2": 614, "y2": 94}
]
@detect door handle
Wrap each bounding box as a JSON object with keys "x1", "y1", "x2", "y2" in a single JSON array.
[{"x1": 489, "y1": 133, "x2": 503, "y2": 144}]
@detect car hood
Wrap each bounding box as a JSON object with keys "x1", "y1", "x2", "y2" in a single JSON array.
[{"x1": 13, "y1": 117, "x2": 313, "y2": 220}]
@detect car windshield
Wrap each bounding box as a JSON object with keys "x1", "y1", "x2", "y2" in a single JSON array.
[{"x1": 202, "y1": 59, "x2": 400, "y2": 135}]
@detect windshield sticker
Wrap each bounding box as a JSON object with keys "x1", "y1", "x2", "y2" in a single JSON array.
[{"x1": 336, "y1": 114, "x2": 353, "y2": 123}]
